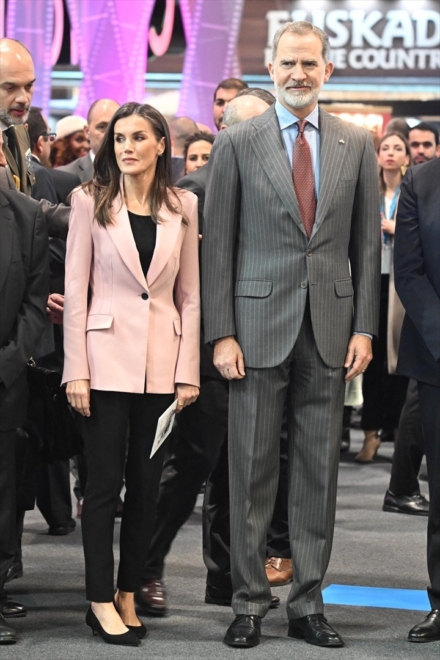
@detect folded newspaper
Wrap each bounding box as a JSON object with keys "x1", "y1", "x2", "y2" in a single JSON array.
[{"x1": 150, "y1": 399, "x2": 178, "y2": 458}]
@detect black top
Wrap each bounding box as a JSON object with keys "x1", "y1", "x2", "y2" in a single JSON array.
[{"x1": 127, "y1": 211, "x2": 157, "y2": 276}]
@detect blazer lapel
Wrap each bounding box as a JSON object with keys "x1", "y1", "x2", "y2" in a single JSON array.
[
  {"x1": 314, "y1": 108, "x2": 348, "y2": 232},
  {"x1": 250, "y1": 107, "x2": 305, "y2": 236},
  {"x1": 106, "y1": 182, "x2": 148, "y2": 291},
  {"x1": 0, "y1": 192, "x2": 14, "y2": 294},
  {"x1": 147, "y1": 202, "x2": 182, "y2": 288}
]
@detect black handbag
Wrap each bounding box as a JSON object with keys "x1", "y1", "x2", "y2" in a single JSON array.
[{"x1": 25, "y1": 358, "x2": 83, "y2": 462}]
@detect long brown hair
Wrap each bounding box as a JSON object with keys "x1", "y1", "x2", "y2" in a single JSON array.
[
  {"x1": 377, "y1": 131, "x2": 410, "y2": 196},
  {"x1": 85, "y1": 102, "x2": 185, "y2": 227}
]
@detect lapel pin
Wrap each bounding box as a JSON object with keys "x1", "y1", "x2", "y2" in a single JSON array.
[{"x1": 339, "y1": 139, "x2": 345, "y2": 144}]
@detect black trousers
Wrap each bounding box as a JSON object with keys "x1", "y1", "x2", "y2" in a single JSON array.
[
  {"x1": 143, "y1": 378, "x2": 229, "y2": 580},
  {"x1": 362, "y1": 275, "x2": 408, "y2": 431},
  {"x1": 36, "y1": 459, "x2": 73, "y2": 526},
  {"x1": 389, "y1": 379, "x2": 425, "y2": 496},
  {"x1": 266, "y1": 410, "x2": 290, "y2": 559},
  {"x1": 418, "y1": 381, "x2": 440, "y2": 610},
  {"x1": 79, "y1": 389, "x2": 173, "y2": 602},
  {"x1": 0, "y1": 429, "x2": 16, "y2": 606}
]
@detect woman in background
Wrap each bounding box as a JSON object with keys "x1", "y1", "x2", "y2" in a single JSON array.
[
  {"x1": 50, "y1": 115, "x2": 90, "y2": 167},
  {"x1": 184, "y1": 131, "x2": 214, "y2": 174},
  {"x1": 62, "y1": 103, "x2": 200, "y2": 646},
  {"x1": 356, "y1": 131, "x2": 410, "y2": 462}
]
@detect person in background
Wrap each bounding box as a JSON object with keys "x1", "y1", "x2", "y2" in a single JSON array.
[
  {"x1": 212, "y1": 78, "x2": 248, "y2": 131},
  {"x1": 394, "y1": 157, "x2": 440, "y2": 643},
  {"x1": 168, "y1": 116, "x2": 198, "y2": 182},
  {"x1": 355, "y1": 132, "x2": 410, "y2": 462},
  {"x1": 59, "y1": 99, "x2": 120, "y2": 183},
  {"x1": 408, "y1": 122, "x2": 440, "y2": 166},
  {"x1": 184, "y1": 132, "x2": 215, "y2": 175},
  {"x1": 0, "y1": 131, "x2": 49, "y2": 644},
  {"x1": 50, "y1": 115, "x2": 90, "y2": 167},
  {"x1": 62, "y1": 102, "x2": 200, "y2": 646},
  {"x1": 0, "y1": 38, "x2": 36, "y2": 194}
]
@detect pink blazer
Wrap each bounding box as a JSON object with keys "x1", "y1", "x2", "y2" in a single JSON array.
[{"x1": 62, "y1": 183, "x2": 200, "y2": 393}]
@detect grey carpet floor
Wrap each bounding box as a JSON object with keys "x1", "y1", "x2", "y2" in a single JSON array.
[{"x1": 2, "y1": 428, "x2": 438, "y2": 659}]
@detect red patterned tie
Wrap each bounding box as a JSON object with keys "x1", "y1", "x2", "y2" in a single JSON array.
[{"x1": 293, "y1": 119, "x2": 316, "y2": 239}]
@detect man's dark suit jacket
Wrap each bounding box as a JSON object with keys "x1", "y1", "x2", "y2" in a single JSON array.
[
  {"x1": 0, "y1": 188, "x2": 49, "y2": 430},
  {"x1": 177, "y1": 164, "x2": 208, "y2": 234},
  {"x1": 58, "y1": 152, "x2": 93, "y2": 183},
  {"x1": 31, "y1": 155, "x2": 80, "y2": 205},
  {"x1": 0, "y1": 165, "x2": 70, "y2": 240},
  {"x1": 177, "y1": 163, "x2": 219, "y2": 380},
  {"x1": 395, "y1": 158, "x2": 440, "y2": 387}
]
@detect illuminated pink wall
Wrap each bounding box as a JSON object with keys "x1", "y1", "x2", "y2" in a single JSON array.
[
  {"x1": 6, "y1": 0, "x2": 54, "y2": 117},
  {"x1": 178, "y1": 0, "x2": 245, "y2": 130},
  {"x1": 65, "y1": 0, "x2": 156, "y2": 117},
  {"x1": 4, "y1": 0, "x2": 245, "y2": 124}
]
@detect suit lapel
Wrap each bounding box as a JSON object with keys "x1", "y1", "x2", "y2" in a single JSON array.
[
  {"x1": 105, "y1": 178, "x2": 183, "y2": 290},
  {"x1": 147, "y1": 202, "x2": 182, "y2": 288},
  {"x1": 3, "y1": 142, "x2": 19, "y2": 178},
  {"x1": 106, "y1": 182, "x2": 148, "y2": 291},
  {"x1": 250, "y1": 107, "x2": 305, "y2": 236},
  {"x1": 0, "y1": 192, "x2": 14, "y2": 293},
  {"x1": 314, "y1": 108, "x2": 348, "y2": 232}
]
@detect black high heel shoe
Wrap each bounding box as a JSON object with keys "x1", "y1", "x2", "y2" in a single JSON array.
[
  {"x1": 85, "y1": 606, "x2": 140, "y2": 646},
  {"x1": 127, "y1": 621, "x2": 148, "y2": 640},
  {"x1": 114, "y1": 598, "x2": 148, "y2": 639}
]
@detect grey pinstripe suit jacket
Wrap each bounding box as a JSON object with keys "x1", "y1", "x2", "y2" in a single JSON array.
[{"x1": 202, "y1": 105, "x2": 381, "y2": 369}]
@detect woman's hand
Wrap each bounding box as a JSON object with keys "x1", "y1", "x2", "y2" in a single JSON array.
[
  {"x1": 66, "y1": 379, "x2": 91, "y2": 417},
  {"x1": 381, "y1": 218, "x2": 395, "y2": 235},
  {"x1": 175, "y1": 383, "x2": 199, "y2": 413}
]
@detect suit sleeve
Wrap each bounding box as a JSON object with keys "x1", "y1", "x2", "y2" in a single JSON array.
[
  {"x1": 201, "y1": 130, "x2": 241, "y2": 343},
  {"x1": 0, "y1": 206, "x2": 49, "y2": 388},
  {"x1": 61, "y1": 190, "x2": 93, "y2": 384},
  {"x1": 38, "y1": 199, "x2": 70, "y2": 239},
  {"x1": 174, "y1": 194, "x2": 200, "y2": 387},
  {"x1": 394, "y1": 169, "x2": 440, "y2": 362},
  {"x1": 348, "y1": 132, "x2": 381, "y2": 337}
]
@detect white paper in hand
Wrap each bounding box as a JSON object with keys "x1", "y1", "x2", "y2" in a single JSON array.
[{"x1": 150, "y1": 399, "x2": 178, "y2": 458}]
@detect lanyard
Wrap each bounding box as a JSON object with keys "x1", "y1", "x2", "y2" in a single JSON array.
[{"x1": 380, "y1": 186, "x2": 400, "y2": 220}]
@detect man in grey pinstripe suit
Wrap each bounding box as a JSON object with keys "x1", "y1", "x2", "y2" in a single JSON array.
[{"x1": 202, "y1": 21, "x2": 381, "y2": 649}]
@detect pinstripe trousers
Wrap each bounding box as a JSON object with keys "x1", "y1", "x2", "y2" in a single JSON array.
[{"x1": 228, "y1": 302, "x2": 345, "y2": 619}]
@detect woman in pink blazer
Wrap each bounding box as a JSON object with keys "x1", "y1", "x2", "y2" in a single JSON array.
[{"x1": 62, "y1": 103, "x2": 200, "y2": 646}]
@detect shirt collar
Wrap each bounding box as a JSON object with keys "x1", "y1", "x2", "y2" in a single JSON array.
[
  {"x1": 90, "y1": 150, "x2": 95, "y2": 163},
  {"x1": 0, "y1": 120, "x2": 11, "y2": 132},
  {"x1": 275, "y1": 100, "x2": 319, "y2": 131}
]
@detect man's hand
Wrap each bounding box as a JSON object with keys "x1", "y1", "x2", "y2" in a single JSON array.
[
  {"x1": 344, "y1": 335, "x2": 373, "y2": 382},
  {"x1": 213, "y1": 336, "x2": 246, "y2": 380},
  {"x1": 66, "y1": 379, "x2": 91, "y2": 417},
  {"x1": 46, "y1": 293, "x2": 64, "y2": 324}
]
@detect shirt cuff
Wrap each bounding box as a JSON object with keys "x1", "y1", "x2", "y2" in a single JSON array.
[{"x1": 354, "y1": 332, "x2": 373, "y2": 340}]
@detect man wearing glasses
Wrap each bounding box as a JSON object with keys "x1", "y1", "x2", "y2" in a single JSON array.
[{"x1": 27, "y1": 107, "x2": 80, "y2": 205}]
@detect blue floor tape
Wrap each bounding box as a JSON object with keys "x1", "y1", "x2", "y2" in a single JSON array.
[{"x1": 323, "y1": 584, "x2": 430, "y2": 611}]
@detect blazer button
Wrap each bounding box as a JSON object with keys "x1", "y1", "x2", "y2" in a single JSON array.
[
  {"x1": 301, "y1": 281, "x2": 308, "y2": 289},
  {"x1": 306, "y1": 249, "x2": 313, "y2": 257},
  {"x1": 141, "y1": 293, "x2": 149, "y2": 300}
]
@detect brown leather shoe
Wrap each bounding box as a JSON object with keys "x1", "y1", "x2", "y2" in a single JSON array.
[
  {"x1": 135, "y1": 579, "x2": 167, "y2": 617},
  {"x1": 265, "y1": 557, "x2": 293, "y2": 586}
]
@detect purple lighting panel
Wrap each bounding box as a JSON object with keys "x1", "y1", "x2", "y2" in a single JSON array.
[
  {"x1": 178, "y1": 0, "x2": 245, "y2": 130},
  {"x1": 65, "y1": 0, "x2": 156, "y2": 116},
  {"x1": 6, "y1": 0, "x2": 54, "y2": 118}
]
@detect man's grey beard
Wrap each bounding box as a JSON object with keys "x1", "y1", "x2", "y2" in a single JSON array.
[
  {"x1": 277, "y1": 85, "x2": 320, "y2": 110},
  {"x1": 0, "y1": 107, "x2": 29, "y2": 125}
]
